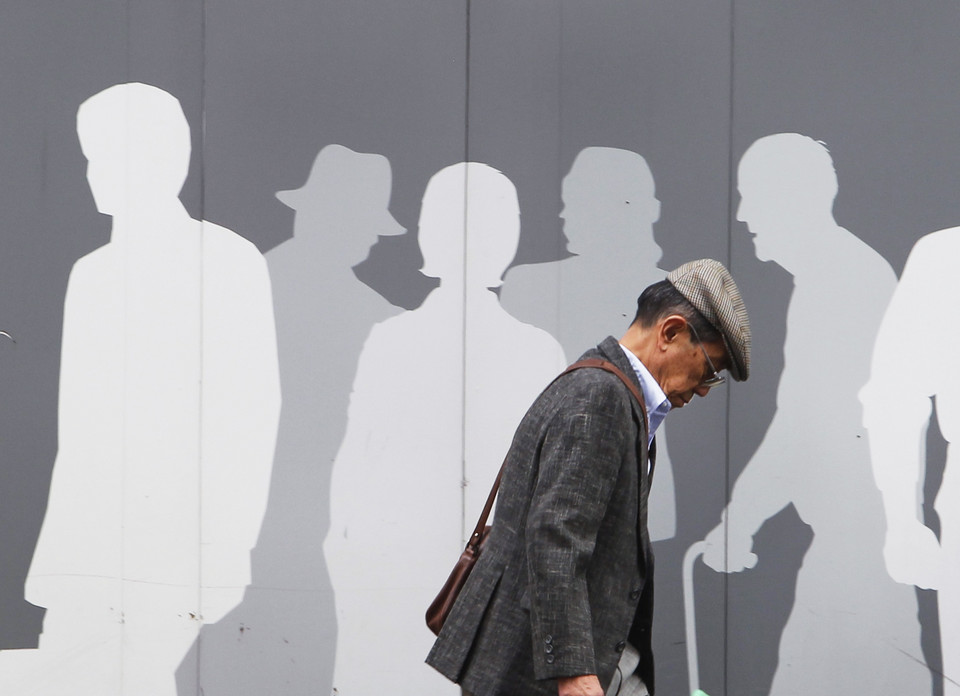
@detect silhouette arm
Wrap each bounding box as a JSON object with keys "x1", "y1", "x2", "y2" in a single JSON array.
[
  {"x1": 859, "y1": 237, "x2": 944, "y2": 588},
  {"x1": 53, "y1": 257, "x2": 113, "y2": 455},
  {"x1": 200, "y1": 232, "x2": 282, "y2": 619},
  {"x1": 861, "y1": 390, "x2": 941, "y2": 588},
  {"x1": 702, "y1": 430, "x2": 794, "y2": 573},
  {"x1": 324, "y1": 323, "x2": 387, "y2": 534},
  {"x1": 26, "y1": 256, "x2": 113, "y2": 606},
  {"x1": 54, "y1": 267, "x2": 91, "y2": 454}
]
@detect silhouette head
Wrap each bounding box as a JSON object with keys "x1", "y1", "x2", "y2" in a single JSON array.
[
  {"x1": 562, "y1": 147, "x2": 661, "y2": 260},
  {"x1": 77, "y1": 83, "x2": 191, "y2": 216},
  {"x1": 419, "y1": 162, "x2": 520, "y2": 288},
  {"x1": 276, "y1": 144, "x2": 404, "y2": 263},
  {"x1": 737, "y1": 133, "x2": 839, "y2": 261}
]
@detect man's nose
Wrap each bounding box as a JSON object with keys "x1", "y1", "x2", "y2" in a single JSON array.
[{"x1": 694, "y1": 385, "x2": 711, "y2": 398}]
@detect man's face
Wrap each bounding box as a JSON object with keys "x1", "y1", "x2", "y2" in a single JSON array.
[{"x1": 659, "y1": 332, "x2": 729, "y2": 408}]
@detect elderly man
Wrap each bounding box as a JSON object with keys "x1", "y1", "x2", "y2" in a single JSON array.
[{"x1": 427, "y1": 259, "x2": 751, "y2": 696}]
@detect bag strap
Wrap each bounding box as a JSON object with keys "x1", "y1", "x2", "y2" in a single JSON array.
[
  {"x1": 568, "y1": 358, "x2": 648, "y2": 432},
  {"x1": 465, "y1": 357, "x2": 648, "y2": 550}
]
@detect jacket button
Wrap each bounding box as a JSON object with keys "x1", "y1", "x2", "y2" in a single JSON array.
[
  {"x1": 545, "y1": 654, "x2": 555, "y2": 664},
  {"x1": 545, "y1": 644, "x2": 553, "y2": 654},
  {"x1": 615, "y1": 641, "x2": 626, "y2": 653},
  {"x1": 629, "y1": 589, "x2": 641, "y2": 600},
  {"x1": 544, "y1": 634, "x2": 553, "y2": 644}
]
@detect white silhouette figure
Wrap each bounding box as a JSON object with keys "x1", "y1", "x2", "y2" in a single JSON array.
[
  {"x1": 0, "y1": 82, "x2": 280, "y2": 695},
  {"x1": 701, "y1": 134, "x2": 929, "y2": 695},
  {"x1": 501, "y1": 147, "x2": 676, "y2": 540},
  {"x1": 861, "y1": 223, "x2": 960, "y2": 694},
  {"x1": 324, "y1": 162, "x2": 566, "y2": 695}
]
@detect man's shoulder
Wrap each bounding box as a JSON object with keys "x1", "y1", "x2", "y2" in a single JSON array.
[
  {"x1": 564, "y1": 337, "x2": 639, "y2": 393},
  {"x1": 541, "y1": 348, "x2": 639, "y2": 416}
]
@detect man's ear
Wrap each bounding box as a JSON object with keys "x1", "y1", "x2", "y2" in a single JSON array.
[{"x1": 659, "y1": 315, "x2": 688, "y2": 347}]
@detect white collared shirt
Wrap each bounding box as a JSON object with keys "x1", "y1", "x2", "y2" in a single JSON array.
[{"x1": 619, "y1": 343, "x2": 671, "y2": 447}]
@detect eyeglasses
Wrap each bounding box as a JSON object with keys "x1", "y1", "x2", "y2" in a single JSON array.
[{"x1": 686, "y1": 321, "x2": 726, "y2": 388}]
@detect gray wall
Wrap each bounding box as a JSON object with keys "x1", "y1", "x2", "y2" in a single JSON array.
[{"x1": 0, "y1": 1, "x2": 956, "y2": 694}]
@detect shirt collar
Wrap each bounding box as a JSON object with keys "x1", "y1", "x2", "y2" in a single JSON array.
[{"x1": 619, "y1": 343, "x2": 671, "y2": 442}]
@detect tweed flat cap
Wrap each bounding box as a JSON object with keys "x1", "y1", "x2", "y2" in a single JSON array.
[{"x1": 666, "y1": 259, "x2": 751, "y2": 381}]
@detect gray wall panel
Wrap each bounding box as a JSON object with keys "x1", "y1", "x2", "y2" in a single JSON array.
[{"x1": 0, "y1": 1, "x2": 955, "y2": 694}]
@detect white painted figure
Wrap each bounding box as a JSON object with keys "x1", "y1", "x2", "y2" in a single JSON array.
[
  {"x1": 0, "y1": 83, "x2": 280, "y2": 695},
  {"x1": 860, "y1": 217, "x2": 960, "y2": 694},
  {"x1": 501, "y1": 147, "x2": 676, "y2": 540},
  {"x1": 188, "y1": 145, "x2": 404, "y2": 695},
  {"x1": 324, "y1": 162, "x2": 566, "y2": 695},
  {"x1": 700, "y1": 134, "x2": 929, "y2": 694}
]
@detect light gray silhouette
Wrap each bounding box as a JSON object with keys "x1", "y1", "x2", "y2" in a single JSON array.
[
  {"x1": 501, "y1": 147, "x2": 676, "y2": 540},
  {"x1": 861, "y1": 227, "x2": 960, "y2": 695},
  {"x1": 1, "y1": 82, "x2": 280, "y2": 696},
  {"x1": 324, "y1": 162, "x2": 566, "y2": 695},
  {"x1": 181, "y1": 145, "x2": 404, "y2": 695},
  {"x1": 701, "y1": 134, "x2": 929, "y2": 694}
]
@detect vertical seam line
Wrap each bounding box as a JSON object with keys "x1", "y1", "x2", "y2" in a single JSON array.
[
  {"x1": 724, "y1": 1, "x2": 736, "y2": 693},
  {"x1": 460, "y1": 0, "x2": 472, "y2": 545},
  {"x1": 197, "y1": 0, "x2": 208, "y2": 691}
]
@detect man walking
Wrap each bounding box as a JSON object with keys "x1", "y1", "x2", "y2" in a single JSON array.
[{"x1": 427, "y1": 259, "x2": 751, "y2": 696}]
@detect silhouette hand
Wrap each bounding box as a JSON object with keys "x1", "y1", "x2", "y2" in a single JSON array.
[
  {"x1": 701, "y1": 522, "x2": 757, "y2": 573},
  {"x1": 883, "y1": 520, "x2": 943, "y2": 589}
]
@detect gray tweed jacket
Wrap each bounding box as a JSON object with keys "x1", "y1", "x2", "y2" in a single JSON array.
[{"x1": 426, "y1": 337, "x2": 656, "y2": 696}]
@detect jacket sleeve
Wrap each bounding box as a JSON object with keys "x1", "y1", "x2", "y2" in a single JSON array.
[{"x1": 524, "y1": 377, "x2": 631, "y2": 680}]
